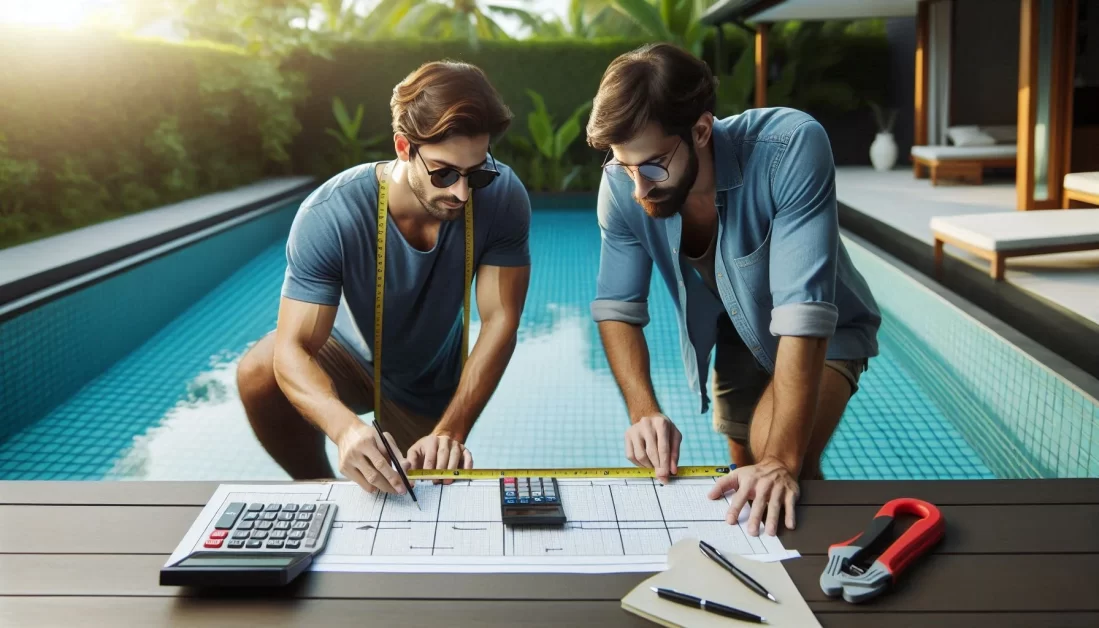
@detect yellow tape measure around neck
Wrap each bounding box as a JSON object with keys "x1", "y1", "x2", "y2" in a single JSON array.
[
  {"x1": 375, "y1": 161, "x2": 474, "y2": 423},
  {"x1": 405, "y1": 465, "x2": 733, "y2": 480}
]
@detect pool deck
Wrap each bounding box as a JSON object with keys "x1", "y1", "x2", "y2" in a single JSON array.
[
  {"x1": 0, "y1": 177, "x2": 314, "y2": 312},
  {"x1": 2, "y1": 479, "x2": 1098, "y2": 626},
  {"x1": 835, "y1": 166, "x2": 1099, "y2": 327}
]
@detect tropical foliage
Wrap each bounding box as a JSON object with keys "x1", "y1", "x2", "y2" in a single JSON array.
[
  {"x1": 508, "y1": 90, "x2": 593, "y2": 191},
  {"x1": 0, "y1": 1, "x2": 892, "y2": 248}
]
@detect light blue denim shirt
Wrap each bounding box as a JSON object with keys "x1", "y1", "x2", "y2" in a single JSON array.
[{"x1": 591, "y1": 107, "x2": 882, "y2": 413}]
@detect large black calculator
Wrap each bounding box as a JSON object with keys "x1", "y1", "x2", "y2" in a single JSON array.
[
  {"x1": 500, "y1": 477, "x2": 566, "y2": 526},
  {"x1": 160, "y1": 499, "x2": 336, "y2": 587}
]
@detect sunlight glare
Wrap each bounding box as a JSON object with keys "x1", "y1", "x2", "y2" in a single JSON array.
[{"x1": 0, "y1": 0, "x2": 109, "y2": 29}]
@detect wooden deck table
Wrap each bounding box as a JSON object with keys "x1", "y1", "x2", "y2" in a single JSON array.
[{"x1": 2, "y1": 479, "x2": 1098, "y2": 626}]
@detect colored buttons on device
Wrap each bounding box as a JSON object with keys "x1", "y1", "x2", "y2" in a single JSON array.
[
  {"x1": 204, "y1": 538, "x2": 224, "y2": 548},
  {"x1": 209, "y1": 530, "x2": 228, "y2": 540}
]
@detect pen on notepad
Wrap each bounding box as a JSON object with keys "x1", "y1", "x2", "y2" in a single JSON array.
[
  {"x1": 651, "y1": 587, "x2": 767, "y2": 624},
  {"x1": 699, "y1": 539, "x2": 778, "y2": 603},
  {"x1": 372, "y1": 419, "x2": 419, "y2": 509}
]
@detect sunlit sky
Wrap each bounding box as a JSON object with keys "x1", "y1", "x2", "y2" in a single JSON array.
[{"x1": 0, "y1": 0, "x2": 572, "y2": 35}]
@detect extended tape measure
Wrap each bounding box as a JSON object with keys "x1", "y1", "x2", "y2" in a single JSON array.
[
  {"x1": 405, "y1": 465, "x2": 733, "y2": 480},
  {"x1": 375, "y1": 161, "x2": 473, "y2": 422}
]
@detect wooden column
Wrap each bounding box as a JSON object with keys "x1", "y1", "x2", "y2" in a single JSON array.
[
  {"x1": 754, "y1": 23, "x2": 768, "y2": 109},
  {"x1": 1018, "y1": 0, "x2": 1037, "y2": 211},
  {"x1": 914, "y1": 0, "x2": 930, "y2": 153},
  {"x1": 1051, "y1": 0, "x2": 1078, "y2": 208},
  {"x1": 1017, "y1": 0, "x2": 1078, "y2": 210}
]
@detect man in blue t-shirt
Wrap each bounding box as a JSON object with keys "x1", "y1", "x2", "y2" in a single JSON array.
[{"x1": 237, "y1": 61, "x2": 532, "y2": 496}]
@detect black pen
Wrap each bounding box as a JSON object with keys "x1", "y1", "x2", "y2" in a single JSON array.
[
  {"x1": 699, "y1": 539, "x2": 778, "y2": 603},
  {"x1": 372, "y1": 419, "x2": 419, "y2": 509},
  {"x1": 651, "y1": 587, "x2": 767, "y2": 624}
]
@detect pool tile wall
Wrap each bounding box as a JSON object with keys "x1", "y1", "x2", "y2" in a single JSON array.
[
  {"x1": 0, "y1": 203, "x2": 299, "y2": 443},
  {"x1": 845, "y1": 238, "x2": 1099, "y2": 478}
]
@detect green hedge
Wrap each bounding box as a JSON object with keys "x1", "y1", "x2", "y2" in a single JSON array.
[
  {"x1": 0, "y1": 27, "x2": 304, "y2": 248},
  {"x1": 285, "y1": 38, "x2": 648, "y2": 192},
  {"x1": 289, "y1": 29, "x2": 888, "y2": 193},
  {"x1": 0, "y1": 25, "x2": 889, "y2": 248}
]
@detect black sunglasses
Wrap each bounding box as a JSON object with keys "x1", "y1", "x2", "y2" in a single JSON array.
[
  {"x1": 602, "y1": 138, "x2": 683, "y2": 183},
  {"x1": 414, "y1": 147, "x2": 500, "y2": 190}
]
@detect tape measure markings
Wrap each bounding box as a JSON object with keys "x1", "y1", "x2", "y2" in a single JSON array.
[
  {"x1": 375, "y1": 161, "x2": 473, "y2": 424},
  {"x1": 405, "y1": 466, "x2": 733, "y2": 480}
]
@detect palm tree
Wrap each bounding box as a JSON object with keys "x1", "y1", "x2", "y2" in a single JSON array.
[
  {"x1": 568, "y1": 0, "x2": 710, "y2": 55},
  {"x1": 361, "y1": 0, "x2": 553, "y2": 46}
]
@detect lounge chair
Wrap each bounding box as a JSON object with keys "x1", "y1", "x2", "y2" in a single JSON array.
[
  {"x1": 930, "y1": 209, "x2": 1099, "y2": 280},
  {"x1": 1064, "y1": 172, "x2": 1099, "y2": 207},
  {"x1": 911, "y1": 125, "x2": 1017, "y2": 185}
]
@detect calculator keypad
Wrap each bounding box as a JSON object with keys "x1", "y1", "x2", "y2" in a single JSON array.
[
  {"x1": 203, "y1": 502, "x2": 332, "y2": 554},
  {"x1": 502, "y1": 477, "x2": 558, "y2": 505}
]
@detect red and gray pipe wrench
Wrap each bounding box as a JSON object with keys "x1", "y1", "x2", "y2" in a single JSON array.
[{"x1": 820, "y1": 497, "x2": 945, "y2": 603}]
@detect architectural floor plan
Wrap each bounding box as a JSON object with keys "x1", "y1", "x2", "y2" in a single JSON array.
[{"x1": 169, "y1": 479, "x2": 796, "y2": 574}]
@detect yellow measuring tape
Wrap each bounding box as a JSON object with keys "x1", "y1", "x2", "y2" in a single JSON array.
[
  {"x1": 375, "y1": 161, "x2": 474, "y2": 425},
  {"x1": 406, "y1": 466, "x2": 733, "y2": 480}
]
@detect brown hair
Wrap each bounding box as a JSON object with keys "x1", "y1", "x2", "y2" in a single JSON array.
[
  {"x1": 390, "y1": 60, "x2": 512, "y2": 148},
  {"x1": 586, "y1": 43, "x2": 717, "y2": 151}
]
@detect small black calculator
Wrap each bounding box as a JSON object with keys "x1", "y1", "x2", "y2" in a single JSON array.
[{"x1": 500, "y1": 477, "x2": 567, "y2": 526}]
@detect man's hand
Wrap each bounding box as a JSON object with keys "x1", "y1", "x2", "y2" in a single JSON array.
[
  {"x1": 334, "y1": 421, "x2": 409, "y2": 495},
  {"x1": 407, "y1": 432, "x2": 473, "y2": 485},
  {"x1": 625, "y1": 414, "x2": 682, "y2": 484},
  {"x1": 708, "y1": 457, "x2": 800, "y2": 536}
]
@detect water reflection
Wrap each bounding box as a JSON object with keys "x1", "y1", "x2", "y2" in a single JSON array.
[{"x1": 104, "y1": 303, "x2": 729, "y2": 480}]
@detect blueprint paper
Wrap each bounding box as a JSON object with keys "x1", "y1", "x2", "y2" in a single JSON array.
[{"x1": 167, "y1": 479, "x2": 797, "y2": 574}]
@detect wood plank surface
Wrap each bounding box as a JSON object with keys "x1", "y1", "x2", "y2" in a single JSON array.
[
  {"x1": 5, "y1": 479, "x2": 1098, "y2": 507},
  {"x1": 4, "y1": 480, "x2": 1099, "y2": 627},
  {"x1": 3, "y1": 553, "x2": 1098, "y2": 614},
  {"x1": 4, "y1": 477, "x2": 1095, "y2": 508},
  {"x1": 2, "y1": 597, "x2": 1098, "y2": 628},
  {"x1": 0, "y1": 505, "x2": 202, "y2": 554},
  {"x1": 0, "y1": 598, "x2": 650, "y2": 628},
  {"x1": 6, "y1": 502, "x2": 1099, "y2": 556}
]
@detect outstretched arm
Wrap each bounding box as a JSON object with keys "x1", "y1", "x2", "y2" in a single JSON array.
[{"x1": 432, "y1": 264, "x2": 530, "y2": 443}]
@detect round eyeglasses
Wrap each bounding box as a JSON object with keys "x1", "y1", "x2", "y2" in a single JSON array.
[{"x1": 602, "y1": 139, "x2": 682, "y2": 183}]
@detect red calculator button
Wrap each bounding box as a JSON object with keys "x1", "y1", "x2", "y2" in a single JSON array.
[
  {"x1": 204, "y1": 538, "x2": 224, "y2": 548},
  {"x1": 210, "y1": 530, "x2": 228, "y2": 539}
]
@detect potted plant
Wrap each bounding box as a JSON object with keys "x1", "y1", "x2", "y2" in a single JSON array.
[{"x1": 868, "y1": 101, "x2": 898, "y2": 171}]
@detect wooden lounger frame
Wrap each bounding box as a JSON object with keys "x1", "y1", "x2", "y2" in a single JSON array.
[
  {"x1": 933, "y1": 229, "x2": 1099, "y2": 280},
  {"x1": 913, "y1": 154, "x2": 1017, "y2": 186},
  {"x1": 1064, "y1": 187, "x2": 1099, "y2": 208}
]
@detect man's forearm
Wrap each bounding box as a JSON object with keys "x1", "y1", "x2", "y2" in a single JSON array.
[
  {"x1": 273, "y1": 343, "x2": 360, "y2": 443},
  {"x1": 751, "y1": 336, "x2": 828, "y2": 474},
  {"x1": 434, "y1": 316, "x2": 518, "y2": 441},
  {"x1": 598, "y1": 320, "x2": 661, "y2": 423}
]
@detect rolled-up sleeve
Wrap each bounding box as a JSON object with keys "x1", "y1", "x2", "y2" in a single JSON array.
[
  {"x1": 591, "y1": 176, "x2": 652, "y2": 327},
  {"x1": 768, "y1": 119, "x2": 839, "y2": 338}
]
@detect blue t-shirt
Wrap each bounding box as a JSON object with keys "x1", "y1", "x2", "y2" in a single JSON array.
[{"x1": 281, "y1": 161, "x2": 532, "y2": 417}]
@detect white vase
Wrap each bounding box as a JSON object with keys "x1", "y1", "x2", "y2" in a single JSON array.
[{"x1": 870, "y1": 132, "x2": 898, "y2": 171}]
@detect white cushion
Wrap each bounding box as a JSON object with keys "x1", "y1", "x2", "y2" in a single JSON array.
[
  {"x1": 947, "y1": 126, "x2": 996, "y2": 147},
  {"x1": 982, "y1": 125, "x2": 1017, "y2": 144},
  {"x1": 1064, "y1": 172, "x2": 1099, "y2": 196},
  {"x1": 911, "y1": 145, "x2": 1017, "y2": 160},
  {"x1": 930, "y1": 209, "x2": 1099, "y2": 251}
]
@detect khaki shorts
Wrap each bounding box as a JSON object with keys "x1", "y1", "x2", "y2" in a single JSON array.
[
  {"x1": 710, "y1": 315, "x2": 868, "y2": 443},
  {"x1": 311, "y1": 334, "x2": 439, "y2": 454}
]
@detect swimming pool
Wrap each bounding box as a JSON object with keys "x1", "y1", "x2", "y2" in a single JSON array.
[{"x1": 1, "y1": 201, "x2": 1096, "y2": 481}]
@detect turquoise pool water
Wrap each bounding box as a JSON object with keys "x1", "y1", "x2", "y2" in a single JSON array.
[{"x1": 1, "y1": 204, "x2": 1096, "y2": 481}]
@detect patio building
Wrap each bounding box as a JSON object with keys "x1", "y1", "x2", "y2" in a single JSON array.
[{"x1": 701, "y1": 0, "x2": 1099, "y2": 379}]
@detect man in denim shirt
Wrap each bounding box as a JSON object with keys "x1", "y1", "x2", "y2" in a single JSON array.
[{"x1": 586, "y1": 44, "x2": 881, "y2": 536}]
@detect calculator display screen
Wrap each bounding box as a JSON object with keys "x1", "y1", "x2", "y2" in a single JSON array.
[{"x1": 179, "y1": 555, "x2": 297, "y2": 567}]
